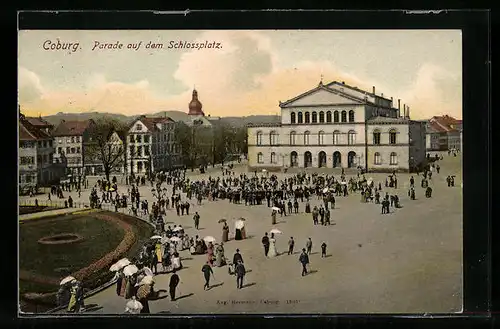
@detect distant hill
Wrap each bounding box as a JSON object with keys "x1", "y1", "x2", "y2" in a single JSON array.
[{"x1": 42, "y1": 111, "x2": 280, "y2": 128}]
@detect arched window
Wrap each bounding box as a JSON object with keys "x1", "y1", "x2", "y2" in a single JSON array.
[
  {"x1": 373, "y1": 129, "x2": 381, "y2": 145},
  {"x1": 304, "y1": 131, "x2": 310, "y2": 145},
  {"x1": 341, "y1": 110, "x2": 347, "y2": 122},
  {"x1": 374, "y1": 152, "x2": 381, "y2": 165},
  {"x1": 290, "y1": 131, "x2": 296, "y2": 145},
  {"x1": 305, "y1": 112, "x2": 310, "y2": 123},
  {"x1": 333, "y1": 130, "x2": 341, "y2": 145},
  {"x1": 390, "y1": 152, "x2": 398, "y2": 165},
  {"x1": 334, "y1": 111, "x2": 339, "y2": 123},
  {"x1": 269, "y1": 131, "x2": 279, "y2": 145},
  {"x1": 298, "y1": 112, "x2": 303, "y2": 123},
  {"x1": 271, "y1": 152, "x2": 277, "y2": 164},
  {"x1": 256, "y1": 131, "x2": 263, "y2": 145},
  {"x1": 348, "y1": 110, "x2": 355, "y2": 122},
  {"x1": 290, "y1": 112, "x2": 296, "y2": 124},
  {"x1": 389, "y1": 129, "x2": 397, "y2": 144},
  {"x1": 257, "y1": 152, "x2": 264, "y2": 163},
  {"x1": 326, "y1": 111, "x2": 332, "y2": 123},
  {"x1": 319, "y1": 111, "x2": 325, "y2": 123},
  {"x1": 318, "y1": 131, "x2": 325, "y2": 145},
  {"x1": 348, "y1": 130, "x2": 356, "y2": 145},
  {"x1": 312, "y1": 111, "x2": 318, "y2": 123}
]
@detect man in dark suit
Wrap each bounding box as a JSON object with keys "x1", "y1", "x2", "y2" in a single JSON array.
[
  {"x1": 233, "y1": 249, "x2": 244, "y2": 264},
  {"x1": 299, "y1": 249, "x2": 310, "y2": 276},
  {"x1": 261, "y1": 233, "x2": 270, "y2": 257},
  {"x1": 235, "y1": 260, "x2": 246, "y2": 289},
  {"x1": 169, "y1": 269, "x2": 180, "y2": 301}
]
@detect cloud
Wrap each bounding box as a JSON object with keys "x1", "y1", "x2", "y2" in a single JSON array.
[{"x1": 18, "y1": 67, "x2": 45, "y2": 103}]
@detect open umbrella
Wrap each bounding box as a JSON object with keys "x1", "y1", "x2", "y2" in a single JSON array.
[
  {"x1": 204, "y1": 236, "x2": 216, "y2": 243},
  {"x1": 141, "y1": 267, "x2": 154, "y2": 277},
  {"x1": 218, "y1": 219, "x2": 227, "y2": 223},
  {"x1": 271, "y1": 206, "x2": 280, "y2": 211},
  {"x1": 323, "y1": 187, "x2": 329, "y2": 193},
  {"x1": 169, "y1": 236, "x2": 181, "y2": 243},
  {"x1": 123, "y1": 264, "x2": 139, "y2": 277},
  {"x1": 262, "y1": 169, "x2": 267, "y2": 172},
  {"x1": 269, "y1": 228, "x2": 282, "y2": 235},
  {"x1": 161, "y1": 237, "x2": 170, "y2": 244},
  {"x1": 110, "y1": 260, "x2": 130, "y2": 272},
  {"x1": 235, "y1": 220, "x2": 245, "y2": 230},
  {"x1": 341, "y1": 181, "x2": 348, "y2": 185},
  {"x1": 125, "y1": 297, "x2": 143, "y2": 314},
  {"x1": 150, "y1": 235, "x2": 162, "y2": 240},
  {"x1": 173, "y1": 227, "x2": 183, "y2": 232},
  {"x1": 60, "y1": 276, "x2": 76, "y2": 285}
]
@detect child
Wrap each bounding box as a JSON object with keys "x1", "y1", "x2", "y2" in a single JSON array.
[{"x1": 321, "y1": 242, "x2": 327, "y2": 258}]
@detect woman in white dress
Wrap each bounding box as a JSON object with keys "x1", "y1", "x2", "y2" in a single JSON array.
[{"x1": 268, "y1": 233, "x2": 278, "y2": 258}]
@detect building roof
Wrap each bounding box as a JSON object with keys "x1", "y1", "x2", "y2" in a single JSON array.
[
  {"x1": 327, "y1": 81, "x2": 393, "y2": 102},
  {"x1": 429, "y1": 115, "x2": 460, "y2": 133},
  {"x1": 135, "y1": 116, "x2": 175, "y2": 132},
  {"x1": 279, "y1": 83, "x2": 366, "y2": 107},
  {"x1": 25, "y1": 116, "x2": 53, "y2": 128},
  {"x1": 19, "y1": 117, "x2": 51, "y2": 141},
  {"x1": 367, "y1": 116, "x2": 409, "y2": 124},
  {"x1": 52, "y1": 119, "x2": 95, "y2": 136}
]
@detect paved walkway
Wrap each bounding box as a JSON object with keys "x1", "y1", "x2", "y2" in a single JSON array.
[
  {"x1": 23, "y1": 154, "x2": 463, "y2": 314},
  {"x1": 19, "y1": 207, "x2": 98, "y2": 221}
]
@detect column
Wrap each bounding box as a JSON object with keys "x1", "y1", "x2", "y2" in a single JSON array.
[
  {"x1": 341, "y1": 152, "x2": 348, "y2": 168},
  {"x1": 298, "y1": 152, "x2": 305, "y2": 168}
]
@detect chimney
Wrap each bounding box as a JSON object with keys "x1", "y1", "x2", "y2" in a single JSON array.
[
  {"x1": 372, "y1": 86, "x2": 376, "y2": 94},
  {"x1": 403, "y1": 105, "x2": 406, "y2": 118},
  {"x1": 381, "y1": 93, "x2": 384, "y2": 98},
  {"x1": 398, "y1": 99, "x2": 401, "y2": 110},
  {"x1": 407, "y1": 106, "x2": 410, "y2": 119},
  {"x1": 342, "y1": 81, "x2": 345, "y2": 84}
]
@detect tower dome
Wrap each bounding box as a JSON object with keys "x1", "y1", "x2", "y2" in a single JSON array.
[{"x1": 188, "y1": 89, "x2": 204, "y2": 116}]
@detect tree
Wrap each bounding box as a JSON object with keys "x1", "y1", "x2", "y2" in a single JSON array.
[{"x1": 85, "y1": 118, "x2": 127, "y2": 182}]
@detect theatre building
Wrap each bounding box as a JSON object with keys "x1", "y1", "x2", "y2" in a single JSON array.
[{"x1": 247, "y1": 80, "x2": 426, "y2": 172}]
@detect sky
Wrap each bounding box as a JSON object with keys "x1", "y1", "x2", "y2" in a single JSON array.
[{"x1": 18, "y1": 30, "x2": 462, "y2": 119}]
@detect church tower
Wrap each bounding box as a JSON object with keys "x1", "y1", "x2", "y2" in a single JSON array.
[{"x1": 188, "y1": 89, "x2": 205, "y2": 116}]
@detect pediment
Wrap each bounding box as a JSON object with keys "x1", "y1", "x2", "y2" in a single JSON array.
[{"x1": 281, "y1": 87, "x2": 364, "y2": 108}]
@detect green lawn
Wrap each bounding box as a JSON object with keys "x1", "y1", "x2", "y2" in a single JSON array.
[{"x1": 19, "y1": 215, "x2": 124, "y2": 278}]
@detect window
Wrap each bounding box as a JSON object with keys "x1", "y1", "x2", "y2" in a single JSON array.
[
  {"x1": 318, "y1": 131, "x2": 325, "y2": 145},
  {"x1": 389, "y1": 129, "x2": 397, "y2": 144},
  {"x1": 319, "y1": 111, "x2": 325, "y2": 123},
  {"x1": 349, "y1": 110, "x2": 355, "y2": 122},
  {"x1": 298, "y1": 112, "x2": 303, "y2": 123},
  {"x1": 49, "y1": 140, "x2": 53, "y2": 147},
  {"x1": 271, "y1": 152, "x2": 277, "y2": 164},
  {"x1": 20, "y1": 156, "x2": 34, "y2": 165},
  {"x1": 71, "y1": 137, "x2": 75, "y2": 143},
  {"x1": 145, "y1": 145, "x2": 150, "y2": 156},
  {"x1": 66, "y1": 147, "x2": 70, "y2": 154},
  {"x1": 304, "y1": 131, "x2": 310, "y2": 145},
  {"x1": 136, "y1": 124, "x2": 142, "y2": 131},
  {"x1": 130, "y1": 146, "x2": 134, "y2": 156},
  {"x1": 58, "y1": 139, "x2": 62, "y2": 143},
  {"x1": 256, "y1": 131, "x2": 263, "y2": 145},
  {"x1": 334, "y1": 111, "x2": 339, "y2": 123},
  {"x1": 66, "y1": 137, "x2": 71, "y2": 143},
  {"x1": 290, "y1": 131, "x2": 296, "y2": 145},
  {"x1": 291, "y1": 112, "x2": 296, "y2": 124},
  {"x1": 58, "y1": 147, "x2": 62, "y2": 154},
  {"x1": 305, "y1": 112, "x2": 310, "y2": 123},
  {"x1": 76, "y1": 136, "x2": 80, "y2": 143},
  {"x1": 49, "y1": 153, "x2": 53, "y2": 163},
  {"x1": 138, "y1": 161, "x2": 143, "y2": 171},
  {"x1": 76, "y1": 147, "x2": 80, "y2": 153},
  {"x1": 137, "y1": 146, "x2": 143, "y2": 156},
  {"x1": 390, "y1": 152, "x2": 398, "y2": 165},
  {"x1": 136, "y1": 135, "x2": 142, "y2": 143},
  {"x1": 312, "y1": 111, "x2": 318, "y2": 123},
  {"x1": 333, "y1": 131, "x2": 341, "y2": 145},
  {"x1": 341, "y1": 111, "x2": 347, "y2": 122},
  {"x1": 129, "y1": 135, "x2": 135, "y2": 143},
  {"x1": 373, "y1": 130, "x2": 381, "y2": 145},
  {"x1": 25, "y1": 175, "x2": 32, "y2": 183},
  {"x1": 144, "y1": 135, "x2": 150, "y2": 143},
  {"x1": 257, "y1": 152, "x2": 264, "y2": 163},
  {"x1": 374, "y1": 152, "x2": 381, "y2": 165},
  {"x1": 348, "y1": 130, "x2": 356, "y2": 145},
  {"x1": 71, "y1": 147, "x2": 75, "y2": 154},
  {"x1": 269, "y1": 131, "x2": 279, "y2": 145},
  {"x1": 326, "y1": 111, "x2": 332, "y2": 123}
]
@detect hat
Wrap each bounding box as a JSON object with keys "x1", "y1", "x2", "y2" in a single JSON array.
[{"x1": 236, "y1": 249, "x2": 240, "y2": 252}]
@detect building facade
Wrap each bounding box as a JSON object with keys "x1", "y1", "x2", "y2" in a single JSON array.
[
  {"x1": 247, "y1": 80, "x2": 426, "y2": 172},
  {"x1": 52, "y1": 119, "x2": 96, "y2": 177},
  {"x1": 19, "y1": 114, "x2": 63, "y2": 192},
  {"x1": 425, "y1": 115, "x2": 462, "y2": 151}
]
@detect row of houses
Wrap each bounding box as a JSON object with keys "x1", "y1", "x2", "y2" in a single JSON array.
[
  {"x1": 423, "y1": 115, "x2": 462, "y2": 151},
  {"x1": 19, "y1": 113, "x2": 183, "y2": 191}
]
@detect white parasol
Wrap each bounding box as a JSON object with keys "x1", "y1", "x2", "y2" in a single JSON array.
[
  {"x1": 150, "y1": 235, "x2": 162, "y2": 240},
  {"x1": 235, "y1": 220, "x2": 245, "y2": 230},
  {"x1": 110, "y1": 259, "x2": 130, "y2": 272},
  {"x1": 341, "y1": 181, "x2": 348, "y2": 185},
  {"x1": 123, "y1": 264, "x2": 139, "y2": 277},
  {"x1": 269, "y1": 228, "x2": 282, "y2": 235},
  {"x1": 323, "y1": 187, "x2": 329, "y2": 193},
  {"x1": 204, "y1": 236, "x2": 216, "y2": 243},
  {"x1": 60, "y1": 276, "x2": 76, "y2": 285},
  {"x1": 262, "y1": 169, "x2": 267, "y2": 172},
  {"x1": 125, "y1": 297, "x2": 143, "y2": 314},
  {"x1": 271, "y1": 206, "x2": 280, "y2": 211},
  {"x1": 169, "y1": 236, "x2": 181, "y2": 243},
  {"x1": 138, "y1": 275, "x2": 154, "y2": 286},
  {"x1": 161, "y1": 237, "x2": 170, "y2": 244},
  {"x1": 173, "y1": 227, "x2": 183, "y2": 232}
]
